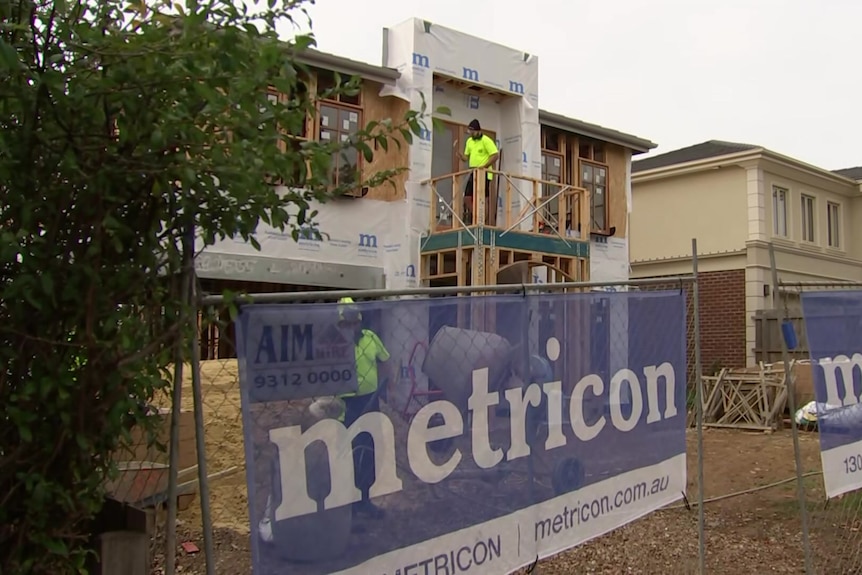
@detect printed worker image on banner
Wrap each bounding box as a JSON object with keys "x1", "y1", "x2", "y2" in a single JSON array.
[{"x1": 233, "y1": 290, "x2": 688, "y2": 575}]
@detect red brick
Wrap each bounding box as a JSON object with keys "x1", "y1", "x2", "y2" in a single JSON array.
[{"x1": 641, "y1": 270, "x2": 746, "y2": 372}]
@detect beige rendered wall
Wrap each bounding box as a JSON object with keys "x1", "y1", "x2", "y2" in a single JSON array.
[
  {"x1": 847, "y1": 195, "x2": 862, "y2": 258},
  {"x1": 631, "y1": 166, "x2": 749, "y2": 263}
]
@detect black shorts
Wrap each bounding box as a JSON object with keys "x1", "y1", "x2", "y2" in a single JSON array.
[{"x1": 464, "y1": 173, "x2": 491, "y2": 197}]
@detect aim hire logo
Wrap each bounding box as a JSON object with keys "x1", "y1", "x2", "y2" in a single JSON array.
[{"x1": 253, "y1": 323, "x2": 350, "y2": 364}]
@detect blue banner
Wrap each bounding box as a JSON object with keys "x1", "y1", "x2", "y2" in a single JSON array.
[
  {"x1": 800, "y1": 290, "x2": 862, "y2": 498},
  {"x1": 235, "y1": 291, "x2": 688, "y2": 575}
]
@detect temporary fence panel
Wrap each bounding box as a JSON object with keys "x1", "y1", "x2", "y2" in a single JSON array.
[
  {"x1": 799, "y1": 290, "x2": 862, "y2": 498},
  {"x1": 232, "y1": 289, "x2": 688, "y2": 575}
]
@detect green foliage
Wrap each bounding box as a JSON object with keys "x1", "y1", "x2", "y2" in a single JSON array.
[{"x1": 0, "y1": 0, "x2": 437, "y2": 571}]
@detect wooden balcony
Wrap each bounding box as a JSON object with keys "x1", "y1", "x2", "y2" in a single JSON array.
[{"x1": 419, "y1": 169, "x2": 591, "y2": 287}]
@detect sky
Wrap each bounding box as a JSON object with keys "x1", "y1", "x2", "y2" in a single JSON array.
[{"x1": 279, "y1": 0, "x2": 862, "y2": 171}]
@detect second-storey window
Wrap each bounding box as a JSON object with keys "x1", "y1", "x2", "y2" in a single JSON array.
[
  {"x1": 828, "y1": 201, "x2": 841, "y2": 248},
  {"x1": 801, "y1": 194, "x2": 815, "y2": 242},
  {"x1": 581, "y1": 161, "x2": 608, "y2": 232},
  {"x1": 316, "y1": 70, "x2": 362, "y2": 192},
  {"x1": 541, "y1": 151, "x2": 563, "y2": 219},
  {"x1": 772, "y1": 186, "x2": 788, "y2": 237}
]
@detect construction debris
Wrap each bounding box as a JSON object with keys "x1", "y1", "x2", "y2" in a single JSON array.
[{"x1": 700, "y1": 360, "x2": 805, "y2": 431}]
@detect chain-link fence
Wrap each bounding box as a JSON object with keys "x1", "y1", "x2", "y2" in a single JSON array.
[
  {"x1": 131, "y1": 241, "x2": 862, "y2": 575},
  {"x1": 147, "y1": 278, "x2": 703, "y2": 575},
  {"x1": 771, "y1": 271, "x2": 862, "y2": 575}
]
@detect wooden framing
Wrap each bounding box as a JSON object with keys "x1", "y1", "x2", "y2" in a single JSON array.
[
  {"x1": 421, "y1": 246, "x2": 588, "y2": 290},
  {"x1": 540, "y1": 127, "x2": 622, "y2": 236},
  {"x1": 264, "y1": 67, "x2": 409, "y2": 201},
  {"x1": 423, "y1": 169, "x2": 589, "y2": 239},
  {"x1": 434, "y1": 75, "x2": 510, "y2": 103},
  {"x1": 701, "y1": 363, "x2": 793, "y2": 431}
]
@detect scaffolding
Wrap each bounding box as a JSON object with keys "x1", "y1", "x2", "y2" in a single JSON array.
[{"x1": 420, "y1": 168, "x2": 591, "y2": 289}]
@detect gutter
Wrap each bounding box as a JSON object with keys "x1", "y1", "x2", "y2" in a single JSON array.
[
  {"x1": 538, "y1": 110, "x2": 657, "y2": 154},
  {"x1": 296, "y1": 49, "x2": 400, "y2": 85}
]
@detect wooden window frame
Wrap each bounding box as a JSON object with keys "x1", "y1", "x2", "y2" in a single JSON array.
[
  {"x1": 579, "y1": 159, "x2": 609, "y2": 234},
  {"x1": 540, "y1": 150, "x2": 565, "y2": 228},
  {"x1": 578, "y1": 140, "x2": 605, "y2": 163},
  {"x1": 315, "y1": 73, "x2": 364, "y2": 197},
  {"x1": 316, "y1": 99, "x2": 363, "y2": 196},
  {"x1": 800, "y1": 194, "x2": 815, "y2": 243},
  {"x1": 772, "y1": 186, "x2": 788, "y2": 238},
  {"x1": 827, "y1": 201, "x2": 841, "y2": 248}
]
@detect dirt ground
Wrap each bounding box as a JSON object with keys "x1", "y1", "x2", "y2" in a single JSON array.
[{"x1": 148, "y1": 360, "x2": 861, "y2": 575}]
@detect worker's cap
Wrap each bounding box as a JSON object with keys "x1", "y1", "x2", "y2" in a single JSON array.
[
  {"x1": 468, "y1": 119, "x2": 481, "y2": 131},
  {"x1": 337, "y1": 296, "x2": 362, "y2": 322}
]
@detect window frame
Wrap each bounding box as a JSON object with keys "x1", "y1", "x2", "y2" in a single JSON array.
[
  {"x1": 316, "y1": 99, "x2": 364, "y2": 193},
  {"x1": 313, "y1": 71, "x2": 365, "y2": 196},
  {"x1": 800, "y1": 193, "x2": 815, "y2": 243},
  {"x1": 540, "y1": 150, "x2": 565, "y2": 223},
  {"x1": 580, "y1": 159, "x2": 610, "y2": 234},
  {"x1": 827, "y1": 201, "x2": 841, "y2": 248},
  {"x1": 772, "y1": 185, "x2": 788, "y2": 238}
]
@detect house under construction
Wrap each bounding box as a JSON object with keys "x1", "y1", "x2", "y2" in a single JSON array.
[{"x1": 195, "y1": 17, "x2": 657, "y2": 369}]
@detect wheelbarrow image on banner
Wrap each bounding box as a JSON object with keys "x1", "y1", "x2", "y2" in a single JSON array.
[
  {"x1": 258, "y1": 397, "x2": 354, "y2": 563},
  {"x1": 256, "y1": 385, "x2": 391, "y2": 563},
  {"x1": 418, "y1": 325, "x2": 592, "y2": 499}
]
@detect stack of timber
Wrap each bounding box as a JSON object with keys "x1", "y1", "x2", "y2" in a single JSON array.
[{"x1": 701, "y1": 360, "x2": 804, "y2": 431}]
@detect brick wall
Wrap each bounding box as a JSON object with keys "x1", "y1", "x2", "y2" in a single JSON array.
[
  {"x1": 697, "y1": 269, "x2": 747, "y2": 369},
  {"x1": 641, "y1": 268, "x2": 747, "y2": 373}
]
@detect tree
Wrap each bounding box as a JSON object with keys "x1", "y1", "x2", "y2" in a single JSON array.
[{"x1": 0, "y1": 0, "x2": 433, "y2": 571}]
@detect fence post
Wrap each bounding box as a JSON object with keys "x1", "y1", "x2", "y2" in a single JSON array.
[
  {"x1": 164, "y1": 231, "x2": 192, "y2": 575},
  {"x1": 768, "y1": 242, "x2": 813, "y2": 574},
  {"x1": 185, "y1": 225, "x2": 217, "y2": 575},
  {"x1": 691, "y1": 238, "x2": 705, "y2": 574}
]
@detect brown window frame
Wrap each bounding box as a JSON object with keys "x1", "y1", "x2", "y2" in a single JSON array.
[
  {"x1": 579, "y1": 159, "x2": 609, "y2": 234},
  {"x1": 316, "y1": 99, "x2": 363, "y2": 195},
  {"x1": 540, "y1": 150, "x2": 565, "y2": 228},
  {"x1": 315, "y1": 72, "x2": 364, "y2": 196}
]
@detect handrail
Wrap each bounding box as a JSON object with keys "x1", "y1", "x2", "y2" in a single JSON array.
[{"x1": 420, "y1": 168, "x2": 590, "y2": 240}]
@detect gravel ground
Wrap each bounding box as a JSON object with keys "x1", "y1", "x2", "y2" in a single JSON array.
[{"x1": 148, "y1": 427, "x2": 862, "y2": 574}]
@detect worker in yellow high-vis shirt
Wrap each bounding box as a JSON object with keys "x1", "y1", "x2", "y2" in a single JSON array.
[
  {"x1": 335, "y1": 297, "x2": 391, "y2": 520},
  {"x1": 455, "y1": 118, "x2": 499, "y2": 225}
]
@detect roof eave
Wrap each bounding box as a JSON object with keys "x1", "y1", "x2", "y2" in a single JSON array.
[
  {"x1": 758, "y1": 149, "x2": 860, "y2": 186},
  {"x1": 538, "y1": 110, "x2": 657, "y2": 154},
  {"x1": 633, "y1": 149, "x2": 862, "y2": 189},
  {"x1": 296, "y1": 49, "x2": 400, "y2": 85},
  {"x1": 632, "y1": 149, "x2": 763, "y2": 181}
]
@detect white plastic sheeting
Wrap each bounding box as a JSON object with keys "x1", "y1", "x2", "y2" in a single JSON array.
[
  {"x1": 195, "y1": 194, "x2": 416, "y2": 286},
  {"x1": 382, "y1": 17, "x2": 541, "y2": 239}
]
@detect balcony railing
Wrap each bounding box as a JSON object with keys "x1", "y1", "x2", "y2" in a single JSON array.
[{"x1": 421, "y1": 168, "x2": 590, "y2": 243}]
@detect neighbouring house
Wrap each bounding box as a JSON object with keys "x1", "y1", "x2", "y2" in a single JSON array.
[
  {"x1": 630, "y1": 140, "x2": 862, "y2": 369},
  {"x1": 196, "y1": 16, "x2": 656, "y2": 383}
]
